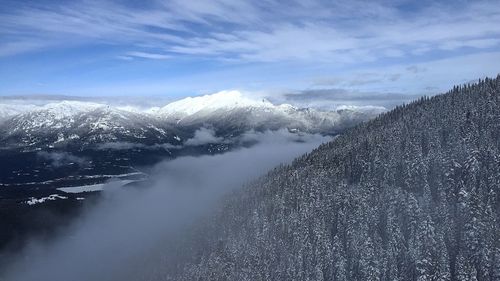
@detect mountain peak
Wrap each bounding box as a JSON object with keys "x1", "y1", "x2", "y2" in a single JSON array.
[
  {"x1": 37, "y1": 101, "x2": 104, "y2": 116},
  {"x1": 157, "y1": 90, "x2": 274, "y2": 118}
]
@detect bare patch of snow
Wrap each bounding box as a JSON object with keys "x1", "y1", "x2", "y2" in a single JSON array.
[
  {"x1": 26, "y1": 194, "x2": 68, "y2": 205},
  {"x1": 57, "y1": 180, "x2": 136, "y2": 193}
]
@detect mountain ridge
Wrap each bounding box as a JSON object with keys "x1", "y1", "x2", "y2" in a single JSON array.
[{"x1": 0, "y1": 91, "x2": 384, "y2": 150}]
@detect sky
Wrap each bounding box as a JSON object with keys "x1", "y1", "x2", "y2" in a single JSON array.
[{"x1": 1, "y1": 0, "x2": 500, "y2": 102}]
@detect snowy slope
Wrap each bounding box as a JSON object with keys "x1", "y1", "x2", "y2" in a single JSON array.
[
  {"x1": 0, "y1": 103, "x2": 39, "y2": 122},
  {"x1": 156, "y1": 90, "x2": 276, "y2": 120},
  {"x1": 0, "y1": 100, "x2": 181, "y2": 149},
  {"x1": 0, "y1": 91, "x2": 385, "y2": 149},
  {"x1": 156, "y1": 90, "x2": 385, "y2": 133},
  {"x1": 9, "y1": 101, "x2": 104, "y2": 130}
]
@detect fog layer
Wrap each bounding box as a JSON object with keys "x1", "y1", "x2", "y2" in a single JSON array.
[{"x1": 1, "y1": 132, "x2": 329, "y2": 281}]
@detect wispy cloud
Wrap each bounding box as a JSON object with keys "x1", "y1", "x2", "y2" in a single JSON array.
[
  {"x1": 1, "y1": 0, "x2": 499, "y2": 63},
  {"x1": 37, "y1": 151, "x2": 88, "y2": 168},
  {"x1": 279, "y1": 88, "x2": 420, "y2": 109},
  {"x1": 0, "y1": 40, "x2": 51, "y2": 57},
  {"x1": 1, "y1": 0, "x2": 499, "y2": 100},
  {"x1": 123, "y1": 51, "x2": 171, "y2": 60}
]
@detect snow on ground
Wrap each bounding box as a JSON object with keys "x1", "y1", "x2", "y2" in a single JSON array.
[
  {"x1": 26, "y1": 194, "x2": 68, "y2": 205},
  {"x1": 57, "y1": 183, "x2": 105, "y2": 193},
  {"x1": 57, "y1": 180, "x2": 136, "y2": 193}
]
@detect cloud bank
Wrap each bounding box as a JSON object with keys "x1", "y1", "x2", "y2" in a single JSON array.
[
  {"x1": 96, "y1": 142, "x2": 180, "y2": 151},
  {"x1": 0, "y1": 132, "x2": 330, "y2": 281}
]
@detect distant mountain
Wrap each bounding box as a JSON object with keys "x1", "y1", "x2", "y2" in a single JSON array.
[
  {"x1": 138, "y1": 77, "x2": 500, "y2": 280},
  {"x1": 0, "y1": 91, "x2": 383, "y2": 192},
  {"x1": 0, "y1": 91, "x2": 384, "y2": 150},
  {"x1": 0, "y1": 101, "x2": 182, "y2": 150},
  {"x1": 158, "y1": 91, "x2": 382, "y2": 135},
  {"x1": 0, "y1": 103, "x2": 38, "y2": 122}
]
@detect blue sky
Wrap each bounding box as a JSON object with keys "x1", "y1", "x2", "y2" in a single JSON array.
[{"x1": 1, "y1": 0, "x2": 500, "y2": 102}]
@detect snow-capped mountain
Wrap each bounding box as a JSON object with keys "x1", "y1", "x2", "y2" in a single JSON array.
[
  {"x1": 0, "y1": 100, "x2": 182, "y2": 150},
  {"x1": 0, "y1": 91, "x2": 385, "y2": 150},
  {"x1": 157, "y1": 90, "x2": 276, "y2": 119},
  {"x1": 0, "y1": 103, "x2": 39, "y2": 122},
  {"x1": 157, "y1": 90, "x2": 385, "y2": 134}
]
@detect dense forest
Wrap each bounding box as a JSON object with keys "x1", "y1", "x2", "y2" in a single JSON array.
[{"x1": 131, "y1": 76, "x2": 500, "y2": 281}]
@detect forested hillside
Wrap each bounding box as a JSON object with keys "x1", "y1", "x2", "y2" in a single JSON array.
[{"x1": 146, "y1": 77, "x2": 500, "y2": 281}]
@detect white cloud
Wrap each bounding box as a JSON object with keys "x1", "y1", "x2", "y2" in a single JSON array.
[
  {"x1": 96, "y1": 142, "x2": 181, "y2": 150},
  {"x1": 305, "y1": 51, "x2": 500, "y2": 96},
  {"x1": 37, "y1": 151, "x2": 88, "y2": 168},
  {"x1": 1, "y1": 0, "x2": 499, "y2": 64},
  {"x1": 0, "y1": 40, "x2": 51, "y2": 57},
  {"x1": 184, "y1": 128, "x2": 223, "y2": 146},
  {"x1": 439, "y1": 38, "x2": 500, "y2": 50},
  {"x1": 124, "y1": 51, "x2": 171, "y2": 60},
  {"x1": 240, "y1": 129, "x2": 330, "y2": 144}
]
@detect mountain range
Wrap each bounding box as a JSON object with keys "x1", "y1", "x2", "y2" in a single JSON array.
[
  {"x1": 0, "y1": 90, "x2": 383, "y2": 192},
  {"x1": 0, "y1": 90, "x2": 384, "y2": 151},
  {"x1": 0, "y1": 90, "x2": 383, "y2": 263}
]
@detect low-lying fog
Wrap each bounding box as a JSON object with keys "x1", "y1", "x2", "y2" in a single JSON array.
[{"x1": 0, "y1": 131, "x2": 330, "y2": 281}]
